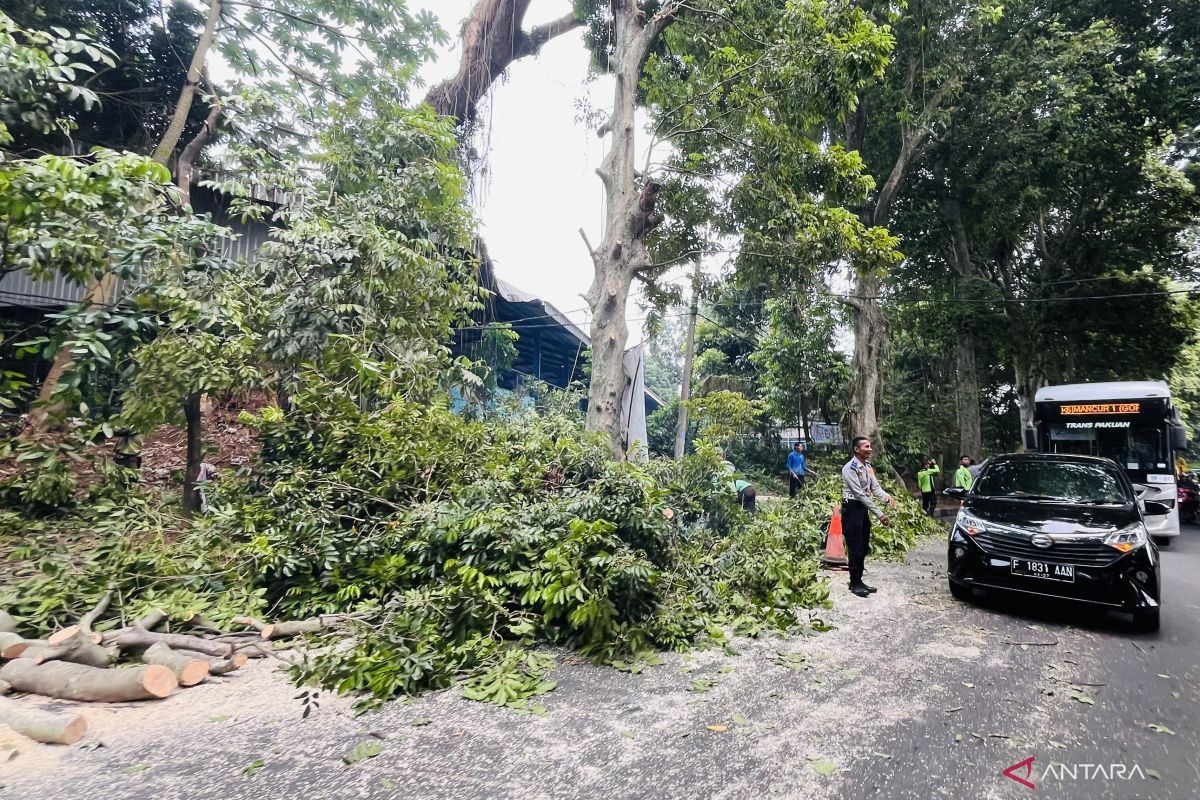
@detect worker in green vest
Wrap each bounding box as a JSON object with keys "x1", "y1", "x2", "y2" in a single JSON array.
[
  {"x1": 917, "y1": 458, "x2": 941, "y2": 516},
  {"x1": 954, "y1": 455, "x2": 974, "y2": 490},
  {"x1": 113, "y1": 428, "x2": 144, "y2": 471}
]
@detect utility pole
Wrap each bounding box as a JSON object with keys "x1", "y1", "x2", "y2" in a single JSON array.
[{"x1": 674, "y1": 262, "x2": 702, "y2": 459}]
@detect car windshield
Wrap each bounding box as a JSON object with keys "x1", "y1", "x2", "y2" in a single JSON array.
[{"x1": 973, "y1": 460, "x2": 1131, "y2": 504}]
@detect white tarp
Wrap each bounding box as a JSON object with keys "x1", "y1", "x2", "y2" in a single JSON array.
[{"x1": 621, "y1": 343, "x2": 649, "y2": 461}]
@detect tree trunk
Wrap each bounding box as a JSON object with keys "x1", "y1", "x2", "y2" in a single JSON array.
[
  {"x1": 799, "y1": 390, "x2": 812, "y2": 445},
  {"x1": 425, "y1": 0, "x2": 583, "y2": 125},
  {"x1": 942, "y1": 191, "x2": 982, "y2": 458},
  {"x1": 175, "y1": 100, "x2": 222, "y2": 207},
  {"x1": 583, "y1": 4, "x2": 675, "y2": 458},
  {"x1": 846, "y1": 271, "x2": 887, "y2": 444},
  {"x1": 27, "y1": 273, "x2": 120, "y2": 430},
  {"x1": 181, "y1": 393, "x2": 203, "y2": 517},
  {"x1": 956, "y1": 334, "x2": 982, "y2": 458},
  {"x1": 152, "y1": 0, "x2": 221, "y2": 166},
  {"x1": 674, "y1": 262, "x2": 700, "y2": 458},
  {"x1": 1014, "y1": 355, "x2": 1041, "y2": 447}
]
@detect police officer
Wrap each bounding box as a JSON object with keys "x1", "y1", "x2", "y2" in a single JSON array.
[{"x1": 840, "y1": 436, "x2": 896, "y2": 597}]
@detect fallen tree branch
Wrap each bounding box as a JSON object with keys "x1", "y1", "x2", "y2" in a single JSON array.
[
  {"x1": 0, "y1": 696, "x2": 88, "y2": 744},
  {"x1": 183, "y1": 614, "x2": 226, "y2": 636},
  {"x1": 230, "y1": 616, "x2": 268, "y2": 634},
  {"x1": 0, "y1": 660, "x2": 177, "y2": 702},
  {"x1": 258, "y1": 614, "x2": 369, "y2": 641},
  {"x1": 103, "y1": 627, "x2": 238, "y2": 658},
  {"x1": 136, "y1": 609, "x2": 169, "y2": 632}
]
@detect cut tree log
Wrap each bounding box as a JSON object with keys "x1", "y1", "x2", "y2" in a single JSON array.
[
  {"x1": 0, "y1": 660, "x2": 177, "y2": 702},
  {"x1": 18, "y1": 633, "x2": 115, "y2": 669},
  {"x1": 0, "y1": 632, "x2": 31, "y2": 659},
  {"x1": 1, "y1": 638, "x2": 48, "y2": 660},
  {"x1": 47, "y1": 589, "x2": 114, "y2": 647},
  {"x1": 207, "y1": 653, "x2": 248, "y2": 676},
  {"x1": 141, "y1": 643, "x2": 209, "y2": 687},
  {"x1": 46, "y1": 628, "x2": 102, "y2": 646},
  {"x1": 0, "y1": 695, "x2": 88, "y2": 745},
  {"x1": 0, "y1": 611, "x2": 18, "y2": 634}
]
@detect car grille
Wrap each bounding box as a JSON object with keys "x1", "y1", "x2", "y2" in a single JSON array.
[{"x1": 972, "y1": 527, "x2": 1121, "y2": 567}]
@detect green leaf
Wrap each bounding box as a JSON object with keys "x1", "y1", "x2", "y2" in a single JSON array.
[
  {"x1": 242, "y1": 758, "x2": 266, "y2": 778},
  {"x1": 343, "y1": 741, "x2": 384, "y2": 764},
  {"x1": 811, "y1": 759, "x2": 837, "y2": 776},
  {"x1": 122, "y1": 764, "x2": 151, "y2": 775},
  {"x1": 1146, "y1": 723, "x2": 1175, "y2": 735}
]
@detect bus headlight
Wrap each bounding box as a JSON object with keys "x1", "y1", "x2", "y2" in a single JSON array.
[{"x1": 1104, "y1": 522, "x2": 1148, "y2": 553}]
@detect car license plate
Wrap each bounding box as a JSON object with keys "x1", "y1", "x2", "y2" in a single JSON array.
[{"x1": 1011, "y1": 558, "x2": 1075, "y2": 582}]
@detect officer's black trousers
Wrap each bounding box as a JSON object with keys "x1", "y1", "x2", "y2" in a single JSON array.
[{"x1": 841, "y1": 500, "x2": 871, "y2": 585}]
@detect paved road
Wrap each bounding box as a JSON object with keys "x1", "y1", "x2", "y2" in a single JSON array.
[
  {"x1": 851, "y1": 524, "x2": 1200, "y2": 800},
  {"x1": 2, "y1": 527, "x2": 1197, "y2": 800}
]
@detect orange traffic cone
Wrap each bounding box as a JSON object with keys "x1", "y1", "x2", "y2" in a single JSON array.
[{"x1": 821, "y1": 504, "x2": 849, "y2": 569}]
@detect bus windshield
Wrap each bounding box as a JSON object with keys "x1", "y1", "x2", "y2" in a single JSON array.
[{"x1": 1046, "y1": 423, "x2": 1170, "y2": 472}]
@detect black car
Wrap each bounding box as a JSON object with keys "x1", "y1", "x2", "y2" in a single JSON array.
[{"x1": 945, "y1": 453, "x2": 1165, "y2": 632}]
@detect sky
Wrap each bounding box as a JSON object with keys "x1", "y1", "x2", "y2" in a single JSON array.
[{"x1": 418, "y1": 1, "x2": 681, "y2": 345}]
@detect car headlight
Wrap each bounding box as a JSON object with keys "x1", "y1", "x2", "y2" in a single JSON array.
[
  {"x1": 1104, "y1": 522, "x2": 1148, "y2": 553},
  {"x1": 956, "y1": 510, "x2": 988, "y2": 536}
]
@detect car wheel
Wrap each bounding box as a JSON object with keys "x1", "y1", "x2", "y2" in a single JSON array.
[
  {"x1": 949, "y1": 579, "x2": 973, "y2": 603},
  {"x1": 1152, "y1": 536, "x2": 1172, "y2": 548},
  {"x1": 1131, "y1": 609, "x2": 1160, "y2": 633}
]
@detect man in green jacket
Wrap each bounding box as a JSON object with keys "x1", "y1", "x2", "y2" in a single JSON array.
[
  {"x1": 955, "y1": 455, "x2": 974, "y2": 490},
  {"x1": 917, "y1": 459, "x2": 940, "y2": 516}
]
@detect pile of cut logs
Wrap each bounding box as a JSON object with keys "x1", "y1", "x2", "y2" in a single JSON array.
[{"x1": 0, "y1": 596, "x2": 363, "y2": 746}]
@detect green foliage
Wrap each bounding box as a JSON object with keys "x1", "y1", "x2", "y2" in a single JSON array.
[
  {"x1": 0, "y1": 2, "x2": 198, "y2": 154},
  {"x1": 0, "y1": 11, "x2": 114, "y2": 146},
  {"x1": 0, "y1": 389, "x2": 906, "y2": 708},
  {"x1": 685, "y1": 390, "x2": 766, "y2": 447}
]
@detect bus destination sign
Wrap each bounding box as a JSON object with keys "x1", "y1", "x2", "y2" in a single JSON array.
[{"x1": 1059, "y1": 402, "x2": 1141, "y2": 416}]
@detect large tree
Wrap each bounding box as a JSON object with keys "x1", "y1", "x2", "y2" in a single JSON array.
[{"x1": 904, "y1": 0, "x2": 1200, "y2": 435}]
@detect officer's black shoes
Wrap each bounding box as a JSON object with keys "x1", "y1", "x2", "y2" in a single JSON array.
[
  {"x1": 849, "y1": 583, "x2": 871, "y2": 597},
  {"x1": 860, "y1": 582, "x2": 878, "y2": 594}
]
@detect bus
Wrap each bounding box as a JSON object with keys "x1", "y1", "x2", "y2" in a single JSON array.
[{"x1": 1029, "y1": 380, "x2": 1189, "y2": 543}]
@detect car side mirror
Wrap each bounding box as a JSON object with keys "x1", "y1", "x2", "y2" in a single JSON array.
[
  {"x1": 1143, "y1": 500, "x2": 1170, "y2": 516},
  {"x1": 1171, "y1": 425, "x2": 1188, "y2": 452},
  {"x1": 944, "y1": 487, "x2": 966, "y2": 499},
  {"x1": 1023, "y1": 427, "x2": 1037, "y2": 451}
]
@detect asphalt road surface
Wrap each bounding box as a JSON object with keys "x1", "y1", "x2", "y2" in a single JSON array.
[{"x1": 2, "y1": 526, "x2": 1197, "y2": 800}]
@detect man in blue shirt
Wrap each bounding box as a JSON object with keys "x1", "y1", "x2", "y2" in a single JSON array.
[{"x1": 786, "y1": 442, "x2": 810, "y2": 498}]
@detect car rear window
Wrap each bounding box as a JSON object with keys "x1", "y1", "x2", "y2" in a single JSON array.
[{"x1": 973, "y1": 460, "x2": 1130, "y2": 504}]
